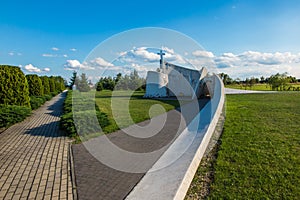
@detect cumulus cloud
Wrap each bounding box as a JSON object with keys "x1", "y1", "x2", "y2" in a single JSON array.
[
  {"x1": 52, "y1": 47, "x2": 59, "y2": 51},
  {"x1": 162, "y1": 46, "x2": 175, "y2": 54},
  {"x1": 24, "y1": 64, "x2": 41, "y2": 73},
  {"x1": 192, "y1": 50, "x2": 214, "y2": 58},
  {"x1": 204, "y1": 51, "x2": 300, "y2": 78},
  {"x1": 70, "y1": 48, "x2": 77, "y2": 52},
  {"x1": 119, "y1": 47, "x2": 188, "y2": 66},
  {"x1": 22, "y1": 65, "x2": 50, "y2": 73},
  {"x1": 64, "y1": 58, "x2": 116, "y2": 71},
  {"x1": 64, "y1": 59, "x2": 89, "y2": 70},
  {"x1": 89, "y1": 57, "x2": 114, "y2": 68},
  {"x1": 131, "y1": 47, "x2": 160, "y2": 62}
]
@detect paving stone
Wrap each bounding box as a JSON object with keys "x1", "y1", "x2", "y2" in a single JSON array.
[
  {"x1": 0, "y1": 92, "x2": 74, "y2": 199},
  {"x1": 73, "y1": 98, "x2": 209, "y2": 200}
]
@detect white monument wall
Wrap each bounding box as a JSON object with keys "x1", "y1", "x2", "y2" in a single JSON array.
[{"x1": 144, "y1": 71, "x2": 168, "y2": 97}]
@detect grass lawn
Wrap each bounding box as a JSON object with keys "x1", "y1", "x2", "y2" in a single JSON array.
[
  {"x1": 95, "y1": 90, "x2": 180, "y2": 133},
  {"x1": 226, "y1": 83, "x2": 300, "y2": 91},
  {"x1": 187, "y1": 92, "x2": 300, "y2": 199}
]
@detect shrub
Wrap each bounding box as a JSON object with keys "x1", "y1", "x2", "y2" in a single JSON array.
[
  {"x1": 44, "y1": 94, "x2": 52, "y2": 101},
  {"x1": 0, "y1": 105, "x2": 31, "y2": 128},
  {"x1": 60, "y1": 91, "x2": 110, "y2": 138},
  {"x1": 60, "y1": 110, "x2": 109, "y2": 137},
  {"x1": 0, "y1": 65, "x2": 30, "y2": 107},
  {"x1": 26, "y1": 74, "x2": 44, "y2": 96},
  {"x1": 30, "y1": 96, "x2": 46, "y2": 110}
]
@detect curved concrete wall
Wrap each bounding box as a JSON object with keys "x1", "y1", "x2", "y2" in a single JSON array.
[{"x1": 126, "y1": 74, "x2": 225, "y2": 200}]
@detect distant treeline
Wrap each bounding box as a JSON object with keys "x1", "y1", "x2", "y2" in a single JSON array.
[
  {"x1": 219, "y1": 72, "x2": 299, "y2": 91},
  {"x1": 95, "y1": 70, "x2": 146, "y2": 91}
]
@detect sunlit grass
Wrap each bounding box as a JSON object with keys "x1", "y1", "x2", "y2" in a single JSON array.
[
  {"x1": 192, "y1": 93, "x2": 300, "y2": 199},
  {"x1": 95, "y1": 90, "x2": 180, "y2": 133},
  {"x1": 226, "y1": 83, "x2": 300, "y2": 91}
]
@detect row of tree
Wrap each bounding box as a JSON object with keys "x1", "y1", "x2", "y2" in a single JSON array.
[
  {"x1": 68, "y1": 70, "x2": 146, "y2": 92},
  {"x1": 0, "y1": 65, "x2": 65, "y2": 107}
]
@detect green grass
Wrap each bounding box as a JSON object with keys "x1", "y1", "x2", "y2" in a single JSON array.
[
  {"x1": 205, "y1": 93, "x2": 300, "y2": 199},
  {"x1": 95, "y1": 90, "x2": 180, "y2": 133},
  {"x1": 226, "y1": 83, "x2": 300, "y2": 91}
]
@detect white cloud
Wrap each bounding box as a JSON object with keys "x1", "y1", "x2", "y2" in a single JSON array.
[
  {"x1": 42, "y1": 54, "x2": 56, "y2": 57},
  {"x1": 162, "y1": 46, "x2": 175, "y2": 54},
  {"x1": 211, "y1": 51, "x2": 300, "y2": 78},
  {"x1": 42, "y1": 53, "x2": 69, "y2": 58},
  {"x1": 121, "y1": 47, "x2": 188, "y2": 66},
  {"x1": 24, "y1": 64, "x2": 41, "y2": 73},
  {"x1": 192, "y1": 50, "x2": 214, "y2": 58},
  {"x1": 43, "y1": 68, "x2": 51, "y2": 72},
  {"x1": 131, "y1": 63, "x2": 149, "y2": 77},
  {"x1": 89, "y1": 57, "x2": 114, "y2": 68},
  {"x1": 52, "y1": 47, "x2": 59, "y2": 51},
  {"x1": 8, "y1": 51, "x2": 22, "y2": 56},
  {"x1": 70, "y1": 48, "x2": 77, "y2": 52},
  {"x1": 64, "y1": 59, "x2": 95, "y2": 70},
  {"x1": 65, "y1": 59, "x2": 84, "y2": 70},
  {"x1": 131, "y1": 47, "x2": 160, "y2": 62}
]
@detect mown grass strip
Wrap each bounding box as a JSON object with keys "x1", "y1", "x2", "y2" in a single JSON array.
[
  {"x1": 95, "y1": 90, "x2": 180, "y2": 133},
  {"x1": 226, "y1": 83, "x2": 300, "y2": 91},
  {"x1": 187, "y1": 92, "x2": 300, "y2": 199}
]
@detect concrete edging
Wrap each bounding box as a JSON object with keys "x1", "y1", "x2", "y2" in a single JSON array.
[{"x1": 126, "y1": 74, "x2": 225, "y2": 200}]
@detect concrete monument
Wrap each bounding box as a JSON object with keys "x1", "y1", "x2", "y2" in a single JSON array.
[{"x1": 144, "y1": 50, "x2": 208, "y2": 98}]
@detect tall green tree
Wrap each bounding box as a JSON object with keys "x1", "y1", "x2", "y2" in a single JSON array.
[
  {"x1": 268, "y1": 72, "x2": 290, "y2": 91},
  {"x1": 69, "y1": 71, "x2": 77, "y2": 89},
  {"x1": 40, "y1": 76, "x2": 50, "y2": 95},
  {"x1": 77, "y1": 73, "x2": 91, "y2": 92},
  {"x1": 0, "y1": 65, "x2": 30, "y2": 107},
  {"x1": 26, "y1": 74, "x2": 44, "y2": 96},
  {"x1": 49, "y1": 76, "x2": 56, "y2": 93}
]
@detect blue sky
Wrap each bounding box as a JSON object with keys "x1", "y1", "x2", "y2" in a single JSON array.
[{"x1": 1, "y1": 0, "x2": 300, "y2": 80}]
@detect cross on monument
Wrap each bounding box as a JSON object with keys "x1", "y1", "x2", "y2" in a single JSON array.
[
  {"x1": 157, "y1": 50, "x2": 165, "y2": 70},
  {"x1": 157, "y1": 50, "x2": 165, "y2": 63}
]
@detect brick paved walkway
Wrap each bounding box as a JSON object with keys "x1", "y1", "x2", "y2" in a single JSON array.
[{"x1": 0, "y1": 92, "x2": 74, "y2": 200}]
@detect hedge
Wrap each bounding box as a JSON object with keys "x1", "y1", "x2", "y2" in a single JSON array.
[
  {"x1": 0, "y1": 65, "x2": 67, "y2": 128},
  {"x1": 0, "y1": 105, "x2": 31, "y2": 128},
  {"x1": 26, "y1": 74, "x2": 44, "y2": 96},
  {"x1": 0, "y1": 65, "x2": 30, "y2": 107},
  {"x1": 30, "y1": 96, "x2": 47, "y2": 110},
  {"x1": 60, "y1": 91, "x2": 110, "y2": 139}
]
